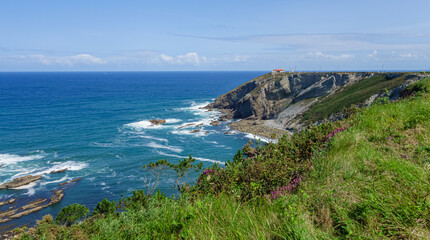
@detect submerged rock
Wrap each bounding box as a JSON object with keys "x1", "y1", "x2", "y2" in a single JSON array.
[
  {"x1": 177, "y1": 123, "x2": 195, "y2": 129},
  {"x1": 0, "y1": 175, "x2": 42, "y2": 189},
  {"x1": 59, "y1": 181, "x2": 68, "y2": 186},
  {"x1": 21, "y1": 199, "x2": 47, "y2": 210},
  {"x1": 49, "y1": 190, "x2": 64, "y2": 205},
  {"x1": 0, "y1": 198, "x2": 16, "y2": 206},
  {"x1": 0, "y1": 190, "x2": 64, "y2": 223},
  {"x1": 190, "y1": 129, "x2": 200, "y2": 133},
  {"x1": 59, "y1": 177, "x2": 82, "y2": 186},
  {"x1": 70, "y1": 178, "x2": 82, "y2": 183}
]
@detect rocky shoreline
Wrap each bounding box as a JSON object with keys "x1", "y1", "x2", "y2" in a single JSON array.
[
  {"x1": 228, "y1": 119, "x2": 287, "y2": 139},
  {"x1": 0, "y1": 169, "x2": 81, "y2": 235},
  {"x1": 0, "y1": 190, "x2": 64, "y2": 225}
]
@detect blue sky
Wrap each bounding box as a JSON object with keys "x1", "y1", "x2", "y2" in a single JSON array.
[{"x1": 1, "y1": 0, "x2": 429, "y2": 71}]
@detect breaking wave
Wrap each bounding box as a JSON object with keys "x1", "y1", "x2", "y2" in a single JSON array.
[
  {"x1": 146, "y1": 142, "x2": 183, "y2": 153},
  {"x1": 155, "y1": 150, "x2": 224, "y2": 165},
  {"x1": 0, "y1": 153, "x2": 45, "y2": 165}
]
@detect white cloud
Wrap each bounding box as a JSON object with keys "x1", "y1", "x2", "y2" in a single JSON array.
[
  {"x1": 160, "y1": 53, "x2": 174, "y2": 63},
  {"x1": 9, "y1": 51, "x2": 249, "y2": 68},
  {"x1": 367, "y1": 50, "x2": 378, "y2": 57},
  {"x1": 399, "y1": 53, "x2": 413, "y2": 58},
  {"x1": 195, "y1": 33, "x2": 430, "y2": 53},
  {"x1": 159, "y1": 52, "x2": 207, "y2": 65},
  {"x1": 28, "y1": 54, "x2": 105, "y2": 65},
  {"x1": 308, "y1": 51, "x2": 353, "y2": 60},
  {"x1": 158, "y1": 52, "x2": 242, "y2": 65}
]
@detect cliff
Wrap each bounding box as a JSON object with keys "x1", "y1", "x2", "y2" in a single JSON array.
[{"x1": 207, "y1": 72, "x2": 429, "y2": 137}]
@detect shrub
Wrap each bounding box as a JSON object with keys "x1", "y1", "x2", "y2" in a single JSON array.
[
  {"x1": 55, "y1": 203, "x2": 89, "y2": 226},
  {"x1": 93, "y1": 198, "x2": 117, "y2": 216},
  {"x1": 190, "y1": 122, "x2": 341, "y2": 200}
]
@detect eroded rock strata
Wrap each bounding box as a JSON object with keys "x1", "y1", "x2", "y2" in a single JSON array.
[
  {"x1": 207, "y1": 72, "x2": 429, "y2": 138},
  {"x1": 0, "y1": 175, "x2": 42, "y2": 189}
]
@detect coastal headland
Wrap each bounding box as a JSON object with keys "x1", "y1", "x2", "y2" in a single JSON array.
[{"x1": 206, "y1": 71, "x2": 429, "y2": 138}]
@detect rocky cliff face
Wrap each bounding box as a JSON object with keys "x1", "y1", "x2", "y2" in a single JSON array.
[
  {"x1": 208, "y1": 72, "x2": 428, "y2": 134},
  {"x1": 208, "y1": 72, "x2": 374, "y2": 119}
]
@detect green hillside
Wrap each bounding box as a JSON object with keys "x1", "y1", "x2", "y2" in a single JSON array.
[
  {"x1": 303, "y1": 73, "x2": 411, "y2": 122},
  {"x1": 13, "y1": 77, "x2": 430, "y2": 239}
]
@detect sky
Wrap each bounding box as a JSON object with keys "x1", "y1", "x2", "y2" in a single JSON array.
[{"x1": 0, "y1": 0, "x2": 429, "y2": 71}]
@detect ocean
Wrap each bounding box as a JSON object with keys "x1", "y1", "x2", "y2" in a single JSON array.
[{"x1": 0, "y1": 71, "x2": 266, "y2": 229}]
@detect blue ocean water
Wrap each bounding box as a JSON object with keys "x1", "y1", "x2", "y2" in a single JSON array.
[{"x1": 0, "y1": 71, "x2": 266, "y2": 229}]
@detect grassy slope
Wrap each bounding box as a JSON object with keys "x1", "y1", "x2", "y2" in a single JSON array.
[
  {"x1": 16, "y1": 78, "x2": 430, "y2": 239},
  {"x1": 303, "y1": 73, "x2": 410, "y2": 122}
]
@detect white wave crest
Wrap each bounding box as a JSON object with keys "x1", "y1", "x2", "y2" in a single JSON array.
[
  {"x1": 124, "y1": 120, "x2": 162, "y2": 130},
  {"x1": 175, "y1": 101, "x2": 222, "y2": 118},
  {"x1": 165, "y1": 118, "x2": 182, "y2": 124},
  {"x1": 146, "y1": 142, "x2": 183, "y2": 153},
  {"x1": 139, "y1": 135, "x2": 168, "y2": 142},
  {"x1": 243, "y1": 133, "x2": 278, "y2": 144},
  {"x1": 0, "y1": 153, "x2": 45, "y2": 165},
  {"x1": 41, "y1": 176, "x2": 70, "y2": 186},
  {"x1": 171, "y1": 129, "x2": 212, "y2": 137},
  {"x1": 155, "y1": 150, "x2": 224, "y2": 164},
  {"x1": 12, "y1": 182, "x2": 38, "y2": 190},
  {"x1": 24, "y1": 161, "x2": 89, "y2": 176},
  {"x1": 26, "y1": 187, "x2": 36, "y2": 196},
  {"x1": 124, "y1": 118, "x2": 182, "y2": 131},
  {"x1": 176, "y1": 101, "x2": 210, "y2": 112},
  {"x1": 48, "y1": 161, "x2": 88, "y2": 172}
]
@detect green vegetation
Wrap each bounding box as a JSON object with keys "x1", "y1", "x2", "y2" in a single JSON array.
[
  {"x1": 15, "y1": 77, "x2": 430, "y2": 239},
  {"x1": 55, "y1": 204, "x2": 89, "y2": 227},
  {"x1": 92, "y1": 198, "x2": 117, "y2": 216},
  {"x1": 303, "y1": 73, "x2": 410, "y2": 122}
]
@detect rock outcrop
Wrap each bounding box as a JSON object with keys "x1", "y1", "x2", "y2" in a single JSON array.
[
  {"x1": 210, "y1": 121, "x2": 220, "y2": 126},
  {"x1": 59, "y1": 177, "x2": 82, "y2": 186},
  {"x1": 207, "y1": 72, "x2": 374, "y2": 120},
  {"x1": 207, "y1": 72, "x2": 429, "y2": 137},
  {"x1": 0, "y1": 175, "x2": 42, "y2": 189},
  {"x1": 0, "y1": 190, "x2": 64, "y2": 224},
  {"x1": 149, "y1": 119, "x2": 166, "y2": 125},
  {"x1": 50, "y1": 168, "x2": 67, "y2": 174},
  {"x1": 0, "y1": 199, "x2": 16, "y2": 206}
]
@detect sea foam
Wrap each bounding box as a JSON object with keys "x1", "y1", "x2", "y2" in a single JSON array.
[
  {"x1": 243, "y1": 133, "x2": 278, "y2": 144},
  {"x1": 139, "y1": 135, "x2": 169, "y2": 142},
  {"x1": 124, "y1": 118, "x2": 182, "y2": 130},
  {"x1": 146, "y1": 142, "x2": 183, "y2": 153},
  {"x1": 0, "y1": 153, "x2": 45, "y2": 165},
  {"x1": 155, "y1": 150, "x2": 224, "y2": 165}
]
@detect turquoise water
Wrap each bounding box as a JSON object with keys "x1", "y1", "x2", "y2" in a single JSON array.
[{"x1": 0, "y1": 71, "x2": 265, "y2": 229}]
